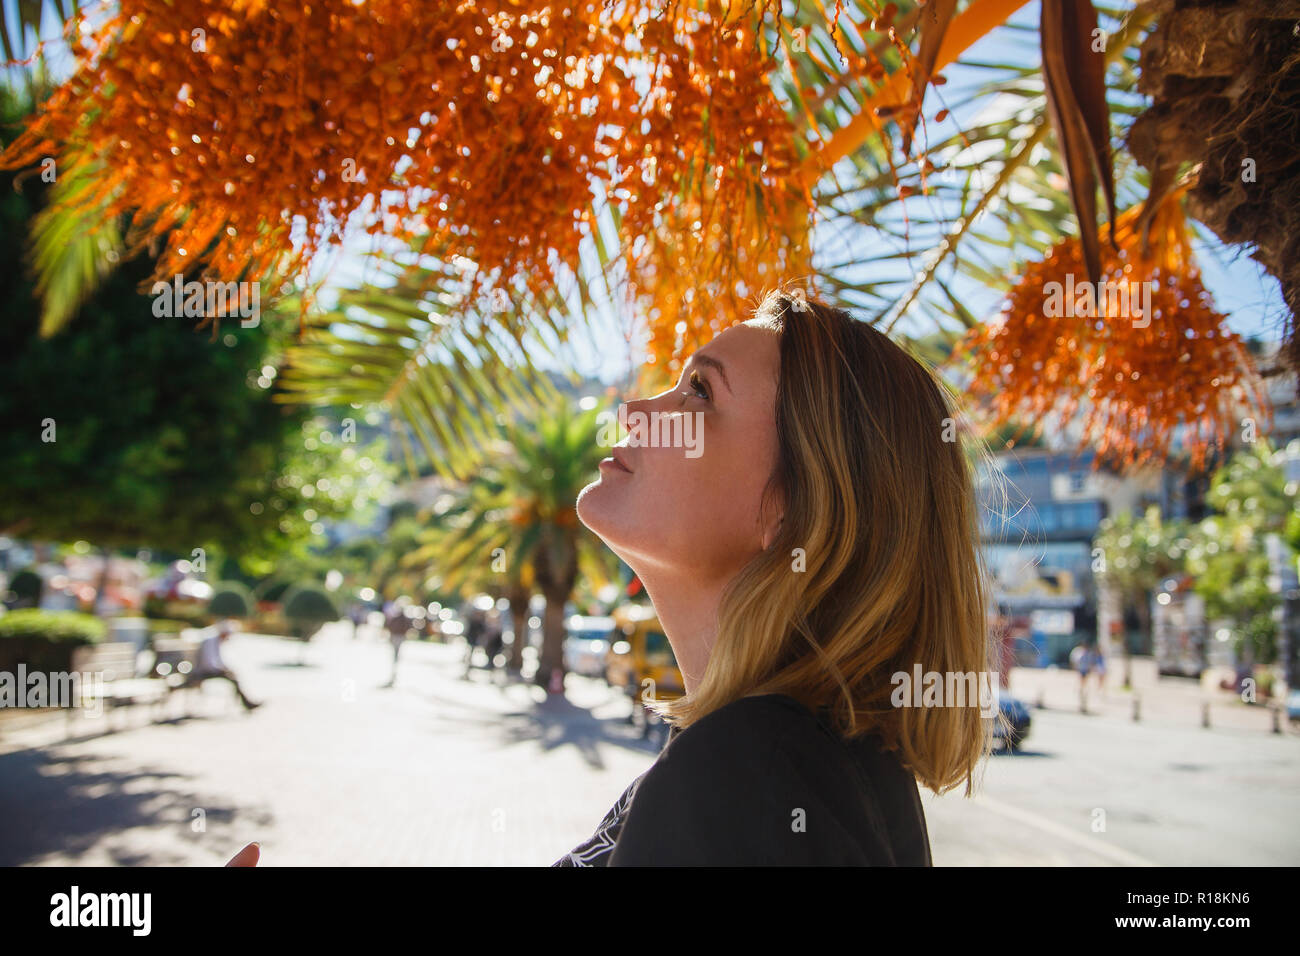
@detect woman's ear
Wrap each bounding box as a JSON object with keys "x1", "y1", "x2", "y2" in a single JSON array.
[
  {"x1": 760, "y1": 509, "x2": 784, "y2": 551},
  {"x1": 759, "y1": 479, "x2": 786, "y2": 551}
]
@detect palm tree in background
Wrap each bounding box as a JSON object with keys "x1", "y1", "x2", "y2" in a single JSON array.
[
  {"x1": 402, "y1": 398, "x2": 618, "y2": 690},
  {"x1": 396, "y1": 463, "x2": 536, "y2": 672}
]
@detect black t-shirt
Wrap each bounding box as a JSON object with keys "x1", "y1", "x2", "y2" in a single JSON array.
[{"x1": 553, "y1": 693, "x2": 932, "y2": 866}]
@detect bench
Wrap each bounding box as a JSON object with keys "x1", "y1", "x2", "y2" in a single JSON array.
[
  {"x1": 153, "y1": 636, "x2": 202, "y2": 716},
  {"x1": 151, "y1": 636, "x2": 200, "y2": 687},
  {"x1": 154, "y1": 634, "x2": 243, "y2": 716},
  {"x1": 69, "y1": 641, "x2": 170, "y2": 733}
]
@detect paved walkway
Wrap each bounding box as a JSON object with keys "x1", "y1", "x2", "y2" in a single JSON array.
[
  {"x1": 1, "y1": 628, "x2": 1295, "y2": 866},
  {"x1": 1006, "y1": 657, "x2": 1292, "y2": 734},
  {"x1": 0, "y1": 626, "x2": 660, "y2": 866}
]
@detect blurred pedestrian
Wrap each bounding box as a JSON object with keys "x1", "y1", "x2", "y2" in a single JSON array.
[
  {"x1": 463, "y1": 607, "x2": 486, "y2": 675},
  {"x1": 185, "y1": 619, "x2": 261, "y2": 711},
  {"x1": 1087, "y1": 642, "x2": 1106, "y2": 691},
  {"x1": 1232, "y1": 657, "x2": 1253, "y2": 697},
  {"x1": 1071, "y1": 640, "x2": 1105, "y2": 709},
  {"x1": 383, "y1": 599, "x2": 409, "y2": 687},
  {"x1": 483, "y1": 610, "x2": 505, "y2": 668}
]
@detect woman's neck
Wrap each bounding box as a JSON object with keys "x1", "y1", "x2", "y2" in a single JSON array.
[{"x1": 635, "y1": 570, "x2": 725, "y2": 695}]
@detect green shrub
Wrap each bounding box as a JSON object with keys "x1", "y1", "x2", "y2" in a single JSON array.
[
  {"x1": 209, "y1": 581, "x2": 254, "y2": 619},
  {"x1": 0, "y1": 609, "x2": 106, "y2": 643},
  {"x1": 0, "y1": 610, "x2": 108, "y2": 673},
  {"x1": 7, "y1": 568, "x2": 43, "y2": 607},
  {"x1": 143, "y1": 595, "x2": 211, "y2": 627},
  {"x1": 258, "y1": 580, "x2": 292, "y2": 603},
  {"x1": 282, "y1": 584, "x2": 339, "y2": 640}
]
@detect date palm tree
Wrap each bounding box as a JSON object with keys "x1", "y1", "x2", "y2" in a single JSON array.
[
  {"x1": 6, "y1": 0, "x2": 1287, "y2": 472},
  {"x1": 401, "y1": 398, "x2": 618, "y2": 690},
  {"x1": 270, "y1": 0, "x2": 1173, "y2": 476}
]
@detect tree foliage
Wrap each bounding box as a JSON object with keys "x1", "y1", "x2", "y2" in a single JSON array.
[
  {"x1": 1093, "y1": 504, "x2": 1192, "y2": 649},
  {"x1": 0, "y1": 85, "x2": 385, "y2": 566},
  {"x1": 403, "y1": 397, "x2": 618, "y2": 684},
  {"x1": 1186, "y1": 441, "x2": 1295, "y2": 664}
]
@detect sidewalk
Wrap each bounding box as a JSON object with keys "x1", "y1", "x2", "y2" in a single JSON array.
[
  {"x1": 0, "y1": 625, "x2": 663, "y2": 866},
  {"x1": 2, "y1": 633, "x2": 1293, "y2": 866},
  {"x1": 1007, "y1": 658, "x2": 1294, "y2": 735}
]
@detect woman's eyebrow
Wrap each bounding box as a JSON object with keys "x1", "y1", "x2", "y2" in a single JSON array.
[{"x1": 692, "y1": 353, "x2": 733, "y2": 395}]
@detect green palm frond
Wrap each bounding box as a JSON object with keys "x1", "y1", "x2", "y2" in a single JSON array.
[
  {"x1": 272, "y1": 240, "x2": 603, "y2": 484},
  {"x1": 400, "y1": 398, "x2": 617, "y2": 606},
  {"x1": 0, "y1": 0, "x2": 80, "y2": 67},
  {"x1": 781, "y1": 2, "x2": 1157, "y2": 336},
  {"x1": 26, "y1": 148, "x2": 124, "y2": 336},
  {"x1": 4, "y1": 2, "x2": 115, "y2": 337},
  {"x1": 402, "y1": 471, "x2": 520, "y2": 598}
]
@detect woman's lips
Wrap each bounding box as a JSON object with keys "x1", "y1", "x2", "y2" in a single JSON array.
[{"x1": 599, "y1": 450, "x2": 633, "y2": 474}]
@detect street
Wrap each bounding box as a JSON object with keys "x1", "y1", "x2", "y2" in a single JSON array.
[
  {"x1": 1, "y1": 626, "x2": 1296, "y2": 866},
  {"x1": 927, "y1": 706, "x2": 1299, "y2": 866}
]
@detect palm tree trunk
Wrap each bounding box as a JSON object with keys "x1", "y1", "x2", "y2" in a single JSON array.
[
  {"x1": 1128, "y1": 590, "x2": 1152, "y2": 690},
  {"x1": 507, "y1": 585, "x2": 530, "y2": 672},
  {"x1": 536, "y1": 591, "x2": 568, "y2": 693}
]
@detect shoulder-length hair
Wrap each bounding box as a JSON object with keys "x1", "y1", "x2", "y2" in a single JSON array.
[{"x1": 650, "y1": 284, "x2": 1001, "y2": 796}]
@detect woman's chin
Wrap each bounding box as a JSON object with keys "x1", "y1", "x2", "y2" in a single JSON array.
[
  {"x1": 577, "y1": 479, "x2": 639, "y2": 551},
  {"x1": 576, "y1": 478, "x2": 616, "y2": 533}
]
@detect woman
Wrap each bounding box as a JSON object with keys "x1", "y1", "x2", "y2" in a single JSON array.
[
  {"x1": 553, "y1": 286, "x2": 998, "y2": 866},
  {"x1": 227, "y1": 285, "x2": 998, "y2": 869}
]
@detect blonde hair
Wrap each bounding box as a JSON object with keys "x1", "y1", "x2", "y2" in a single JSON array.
[{"x1": 651, "y1": 285, "x2": 1002, "y2": 796}]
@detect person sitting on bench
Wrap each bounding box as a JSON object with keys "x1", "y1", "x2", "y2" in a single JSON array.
[{"x1": 186, "y1": 619, "x2": 261, "y2": 711}]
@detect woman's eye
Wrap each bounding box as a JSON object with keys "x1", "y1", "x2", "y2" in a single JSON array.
[{"x1": 689, "y1": 370, "x2": 711, "y2": 400}]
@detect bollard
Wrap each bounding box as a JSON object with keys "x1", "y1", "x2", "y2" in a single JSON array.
[
  {"x1": 1273, "y1": 704, "x2": 1282, "y2": 735},
  {"x1": 1202, "y1": 700, "x2": 1211, "y2": 729},
  {"x1": 1132, "y1": 694, "x2": 1141, "y2": 723}
]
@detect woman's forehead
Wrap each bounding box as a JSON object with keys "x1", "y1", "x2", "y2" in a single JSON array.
[
  {"x1": 697, "y1": 322, "x2": 781, "y2": 394},
  {"x1": 704, "y1": 320, "x2": 778, "y2": 361}
]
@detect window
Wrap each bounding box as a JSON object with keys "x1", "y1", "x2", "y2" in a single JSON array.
[
  {"x1": 1038, "y1": 505, "x2": 1059, "y2": 532},
  {"x1": 643, "y1": 630, "x2": 676, "y2": 668}
]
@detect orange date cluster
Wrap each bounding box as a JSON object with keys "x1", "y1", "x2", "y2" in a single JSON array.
[
  {"x1": 956, "y1": 189, "x2": 1265, "y2": 473},
  {"x1": 0, "y1": 0, "x2": 812, "y2": 347}
]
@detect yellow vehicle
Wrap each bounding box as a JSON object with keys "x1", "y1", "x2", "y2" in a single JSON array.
[{"x1": 605, "y1": 604, "x2": 683, "y2": 739}]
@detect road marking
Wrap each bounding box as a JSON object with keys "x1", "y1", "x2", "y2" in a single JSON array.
[{"x1": 969, "y1": 793, "x2": 1159, "y2": 867}]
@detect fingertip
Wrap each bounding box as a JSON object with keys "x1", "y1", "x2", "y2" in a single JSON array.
[{"x1": 225, "y1": 841, "x2": 261, "y2": 867}]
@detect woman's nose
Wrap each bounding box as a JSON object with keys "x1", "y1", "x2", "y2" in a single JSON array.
[{"x1": 619, "y1": 396, "x2": 651, "y2": 444}]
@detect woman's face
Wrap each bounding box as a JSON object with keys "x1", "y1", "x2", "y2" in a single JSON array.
[{"x1": 576, "y1": 320, "x2": 784, "y2": 588}]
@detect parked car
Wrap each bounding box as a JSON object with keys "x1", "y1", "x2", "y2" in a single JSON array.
[
  {"x1": 994, "y1": 694, "x2": 1032, "y2": 752},
  {"x1": 563, "y1": 614, "x2": 615, "y2": 678},
  {"x1": 605, "y1": 604, "x2": 684, "y2": 740},
  {"x1": 1286, "y1": 688, "x2": 1300, "y2": 724}
]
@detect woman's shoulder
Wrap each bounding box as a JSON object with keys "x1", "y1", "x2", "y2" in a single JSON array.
[
  {"x1": 664, "y1": 692, "x2": 867, "y2": 762},
  {"x1": 675, "y1": 690, "x2": 813, "y2": 731},
  {"x1": 608, "y1": 693, "x2": 916, "y2": 865},
  {"x1": 644, "y1": 694, "x2": 866, "y2": 808},
  {"x1": 652, "y1": 694, "x2": 817, "y2": 771}
]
